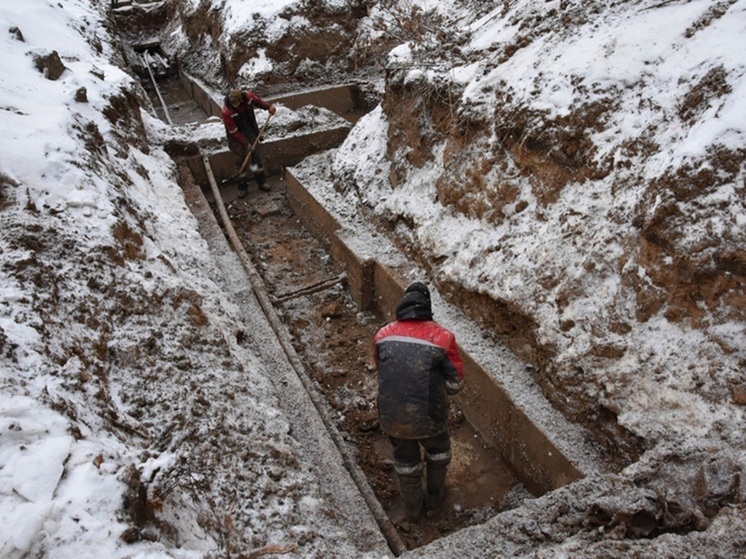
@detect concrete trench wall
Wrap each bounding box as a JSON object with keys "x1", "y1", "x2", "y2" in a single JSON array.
[
  {"x1": 285, "y1": 172, "x2": 586, "y2": 495},
  {"x1": 178, "y1": 70, "x2": 222, "y2": 118},
  {"x1": 203, "y1": 125, "x2": 351, "y2": 182},
  {"x1": 179, "y1": 69, "x2": 360, "y2": 122},
  {"x1": 457, "y1": 351, "x2": 582, "y2": 493}
]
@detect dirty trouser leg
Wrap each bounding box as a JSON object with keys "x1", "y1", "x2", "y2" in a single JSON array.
[
  {"x1": 422, "y1": 431, "x2": 452, "y2": 511},
  {"x1": 228, "y1": 138, "x2": 250, "y2": 196},
  {"x1": 250, "y1": 143, "x2": 269, "y2": 191},
  {"x1": 390, "y1": 436, "x2": 424, "y2": 522}
]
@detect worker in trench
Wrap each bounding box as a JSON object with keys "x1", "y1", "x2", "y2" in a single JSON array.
[
  {"x1": 221, "y1": 87, "x2": 276, "y2": 198},
  {"x1": 373, "y1": 282, "x2": 465, "y2": 522}
]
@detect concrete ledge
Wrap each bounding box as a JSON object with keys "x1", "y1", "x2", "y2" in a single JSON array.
[
  {"x1": 330, "y1": 230, "x2": 375, "y2": 312},
  {"x1": 179, "y1": 70, "x2": 222, "y2": 118},
  {"x1": 286, "y1": 171, "x2": 342, "y2": 247},
  {"x1": 458, "y1": 350, "x2": 582, "y2": 493},
  {"x1": 264, "y1": 127, "x2": 351, "y2": 175},
  {"x1": 204, "y1": 126, "x2": 352, "y2": 183},
  {"x1": 269, "y1": 84, "x2": 358, "y2": 115}
]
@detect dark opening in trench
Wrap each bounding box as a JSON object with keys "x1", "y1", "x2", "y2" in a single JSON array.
[{"x1": 136, "y1": 47, "x2": 598, "y2": 553}]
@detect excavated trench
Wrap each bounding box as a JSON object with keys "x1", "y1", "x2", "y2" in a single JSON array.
[
  {"x1": 201, "y1": 172, "x2": 527, "y2": 551},
  {"x1": 130, "y1": 36, "x2": 610, "y2": 554}
]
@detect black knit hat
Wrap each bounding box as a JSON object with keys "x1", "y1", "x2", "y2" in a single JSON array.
[
  {"x1": 395, "y1": 289, "x2": 433, "y2": 321},
  {"x1": 405, "y1": 282, "x2": 431, "y2": 304}
]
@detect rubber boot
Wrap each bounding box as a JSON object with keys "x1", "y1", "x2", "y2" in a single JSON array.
[
  {"x1": 237, "y1": 178, "x2": 249, "y2": 199},
  {"x1": 398, "y1": 473, "x2": 424, "y2": 522},
  {"x1": 426, "y1": 462, "x2": 448, "y2": 511},
  {"x1": 255, "y1": 170, "x2": 270, "y2": 192}
]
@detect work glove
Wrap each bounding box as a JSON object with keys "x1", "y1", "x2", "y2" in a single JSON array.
[{"x1": 445, "y1": 379, "x2": 464, "y2": 395}]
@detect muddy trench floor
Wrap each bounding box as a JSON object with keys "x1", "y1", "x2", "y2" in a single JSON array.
[{"x1": 206, "y1": 175, "x2": 533, "y2": 550}]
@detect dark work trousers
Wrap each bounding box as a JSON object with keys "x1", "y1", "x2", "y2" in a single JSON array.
[
  {"x1": 228, "y1": 137, "x2": 266, "y2": 186},
  {"x1": 390, "y1": 431, "x2": 452, "y2": 472}
]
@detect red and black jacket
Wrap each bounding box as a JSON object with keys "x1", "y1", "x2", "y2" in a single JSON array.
[
  {"x1": 221, "y1": 90, "x2": 271, "y2": 145},
  {"x1": 373, "y1": 294, "x2": 464, "y2": 439}
]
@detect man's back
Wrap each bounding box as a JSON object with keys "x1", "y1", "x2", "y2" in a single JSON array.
[
  {"x1": 374, "y1": 294, "x2": 463, "y2": 439},
  {"x1": 372, "y1": 283, "x2": 465, "y2": 521}
]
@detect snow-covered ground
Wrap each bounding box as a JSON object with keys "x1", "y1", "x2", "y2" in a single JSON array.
[{"x1": 1, "y1": 0, "x2": 744, "y2": 557}]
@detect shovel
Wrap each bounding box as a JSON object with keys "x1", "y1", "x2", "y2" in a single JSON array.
[{"x1": 221, "y1": 112, "x2": 272, "y2": 186}]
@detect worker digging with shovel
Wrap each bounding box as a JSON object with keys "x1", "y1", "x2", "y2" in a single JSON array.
[{"x1": 220, "y1": 88, "x2": 276, "y2": 198}]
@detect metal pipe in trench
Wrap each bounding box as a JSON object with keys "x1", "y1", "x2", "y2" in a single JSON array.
[
  {"x1": 271, "y1": 273, "x2": 347, "y2": 304},
  {"x1": 142, "y1": 51, "x2": 172, "y2": 125},
  {"x1": 202, "y1": 157, "x2": 408, "y2": 557}
]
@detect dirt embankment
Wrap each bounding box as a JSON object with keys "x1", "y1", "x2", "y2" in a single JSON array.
[{"x1": 161, "y1": 0, "x2": 379, "y2": 94}]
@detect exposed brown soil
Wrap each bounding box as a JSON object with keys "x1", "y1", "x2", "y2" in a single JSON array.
[{"x1": 207, "y1": 177, "x2": 530, "y2": 550}]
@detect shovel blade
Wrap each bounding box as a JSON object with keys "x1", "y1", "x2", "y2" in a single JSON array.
[{"x1": 220, "y1": 172, "x2": 246, "y2": 187}]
